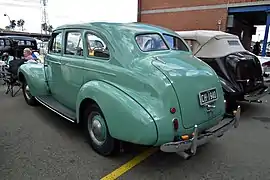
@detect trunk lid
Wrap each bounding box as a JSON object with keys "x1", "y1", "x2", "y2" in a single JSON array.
[
  {"x1": 152, "y1": 51, "x2": 225, "y2": 129},
  {"x1": 225, "y1": 51, "x2": 264, "y2": 93}
]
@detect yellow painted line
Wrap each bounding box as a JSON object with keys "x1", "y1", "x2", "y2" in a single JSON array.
[{"x1": 100, "y1": 148, "x2": 158, "y2": 180}]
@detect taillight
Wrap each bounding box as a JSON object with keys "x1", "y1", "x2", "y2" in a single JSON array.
[
  {"x1": 172, "y1": 119, "x2": 179, "y2": 130},
  {"x1": 170, "y1": 107, "x2": 176, "y2": 114}
]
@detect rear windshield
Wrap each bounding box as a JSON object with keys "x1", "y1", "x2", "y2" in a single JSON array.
[
  {"x1": 135, "y1": 34, "x2": 169, "y2": 52},
  {"x1": 163, "y1": 34, "x2": 189, "y2": 52}
]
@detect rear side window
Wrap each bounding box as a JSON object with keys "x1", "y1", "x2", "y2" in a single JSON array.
[
  {"x1": 163, "y1": 34, "x2": 189, "y2": 52},
  {"x1": 86, "y1": 33, "x2": 109, "y2": 59},
  {"x1": 49, "y1": 32, "x2": 62, "y2": 54}
]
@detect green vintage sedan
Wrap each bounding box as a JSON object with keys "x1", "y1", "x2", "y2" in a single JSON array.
[{"x1": 18, "y1": 22, "x2": 240, "y2": 159}]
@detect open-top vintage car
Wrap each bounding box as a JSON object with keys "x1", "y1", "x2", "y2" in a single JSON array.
[
  {"x1": 18, "y1": 22, "x2": 240, "y2": 159},
  {"x1": 177, "y1": 30, "x2": 270, "y2": 111}
]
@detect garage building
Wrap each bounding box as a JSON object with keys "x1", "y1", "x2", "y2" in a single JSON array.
[{"x1": 138, "y1": 0, "x2": 270, "y2": 56}]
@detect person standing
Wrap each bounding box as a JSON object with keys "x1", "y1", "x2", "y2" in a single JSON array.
[{"x1": 252, "y1": 42, "x2": 261, "y2": 55}]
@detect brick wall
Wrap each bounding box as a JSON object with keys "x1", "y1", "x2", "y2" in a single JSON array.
[
  {"x1": 141, "y1": 0, "x2": 258, "y2": 11},
  {"x1": 141, "y1": 9, "x2": 228, "y2": 31}
]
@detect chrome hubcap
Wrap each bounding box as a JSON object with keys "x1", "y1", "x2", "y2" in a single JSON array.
[
  {"x1": 88, "y1": 114, "x2": 106, "y2": 146},
  {"x1": 24, "y1": 85, "x2": 32, "y2": 100}
]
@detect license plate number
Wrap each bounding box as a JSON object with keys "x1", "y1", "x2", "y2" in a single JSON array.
[{"x1": 199, "y1": 88, "x2": 218, "y2": 106}]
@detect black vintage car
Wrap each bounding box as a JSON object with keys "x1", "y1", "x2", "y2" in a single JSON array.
[
  {"x1": 0, "y1": 35, "x2": 38, "y2": 58},
  {"x1": 177, "y1": 30, "x2": 270, "y2": 112}
]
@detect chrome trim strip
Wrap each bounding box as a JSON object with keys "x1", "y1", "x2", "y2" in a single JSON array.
[
  {"x1": 46, "y1": 60, "x2": 61, "y2": 65},
  {"x1": 141, "y1": 1, "x2": 270, "y2": 14},
  {"x1": 35, "y1": 97, "x2": 76, "y2": 123},
  {"x1": 64, "y1": 63, "x2": 116, "y2": 77}
]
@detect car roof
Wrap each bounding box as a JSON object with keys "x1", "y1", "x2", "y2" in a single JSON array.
[
  {"x1": 176, "y1": 30, "x2": 246, "y2": 58},
  {"x1": 0, "y1": 35, "x2": 37, "y2": 41},
  {"x1": 55, "y1": 22, "x2": 180, "y2": 36},
  {"x1": 176, "y1": 30, "x2": 239, "y2": 45}
]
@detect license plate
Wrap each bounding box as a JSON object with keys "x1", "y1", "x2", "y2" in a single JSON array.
[{"x1": 199, "y1": 88, "x2": 218, "y2": 106}]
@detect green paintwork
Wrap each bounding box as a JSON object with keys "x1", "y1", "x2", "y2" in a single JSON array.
[
  {"x1": 18, "y1": 22, "x2": 226, "y2": 146},
  {"x1": 18, "y1": 63, "x2": 49, "y2": 96}
]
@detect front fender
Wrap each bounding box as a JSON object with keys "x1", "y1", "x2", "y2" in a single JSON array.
[
  {"x1": 76, "y1": 80, "x2": 158, "y2": 145},
  {"x1": 18, "y1": 63, "x2": 49, "y2": 96}
]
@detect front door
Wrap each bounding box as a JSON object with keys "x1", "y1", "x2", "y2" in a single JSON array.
[
  {"x1": 45, "y1": 30, "x2": 64, "y2": 102},
  {"x1": 59, "y1": 29, "x2": 85, "y2": 110}
]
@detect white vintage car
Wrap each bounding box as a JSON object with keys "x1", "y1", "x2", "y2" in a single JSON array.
[{"x1": 176, "y1": 30, "x2": 270, "y2": 111}]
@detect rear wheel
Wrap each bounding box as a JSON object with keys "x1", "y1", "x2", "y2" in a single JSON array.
[
  {"x1": 22, "y1": 82, "x2": 38, "y2": 106},
  {"x1": 83, "y1": 104, "x2": 118, "y2": 156}
]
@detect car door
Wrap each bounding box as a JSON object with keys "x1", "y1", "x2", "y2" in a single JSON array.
[
  {"x1": 59, "y1": 29, "x2": 86, "y2": 110},
  {"x1": 45, "y1": 30, "x2": 64, "y2": 102}
]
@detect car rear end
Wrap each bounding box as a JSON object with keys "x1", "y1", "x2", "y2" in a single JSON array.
[
  {"x1": 225, "y1": 51, "x2": 270, "y2": 101},
  {"x1": 151, "y1": 52, "x2": 240, "y2": 158}
]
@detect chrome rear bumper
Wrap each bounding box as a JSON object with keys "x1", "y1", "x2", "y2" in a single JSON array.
[
  {"x1": 160, "y1": 106, "x2": 241, "y2": 155},
  {"x1": 244, "y1": 87, "x2": 270, "y2": 101}
]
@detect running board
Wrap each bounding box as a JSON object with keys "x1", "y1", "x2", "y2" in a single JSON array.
[{"x1": 35, "y1": 96, "x2": 76, "y2": 123}]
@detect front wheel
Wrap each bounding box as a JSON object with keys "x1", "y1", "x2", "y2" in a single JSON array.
[
  {"x1": 83, "y1": 104, "x2": 118, "y2": 156},
  {"x1": 22, "y1": 82, "x2": 38, "y2": 106}
]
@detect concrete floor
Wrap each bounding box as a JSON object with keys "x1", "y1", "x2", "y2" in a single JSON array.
[{"x1": 0, "y1": 85, "x2": 270, "y2": 180}]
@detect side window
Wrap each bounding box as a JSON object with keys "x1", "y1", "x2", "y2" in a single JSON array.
[
  {"x1": 0, "y1": 39, "x2": 4, "y2": 47},
  {"x1": 5, "y1": 40, "x2": 10, "y2": 46},
  {"x1": 26, "y1": 40, "x2": 32, "y2": 46},
  {"x1": 18, "y1": 40, "x2": 25, "y2": 46},
  {"x1": 64, "y1": 31, "x2": 84, "y2": 56},
  {"x1": 49, "y1": 32, "x2": 62, "y2": 54},
  {"x1": 86, "y1": 33, "x2": 109, "y2": 59}
]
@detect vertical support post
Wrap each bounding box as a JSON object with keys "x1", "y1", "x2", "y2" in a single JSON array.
[
  {"x1": 262, "y1": 12, "x2": 270, "y2": 56},
  {"x1": 137, "y1": 0, "x2": 141, "y2": 22}
]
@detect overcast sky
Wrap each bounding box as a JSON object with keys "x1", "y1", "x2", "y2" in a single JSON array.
[
  {"x1": 0, "y1": 0, "x2": 267, "y2": 42},
  {"x1": 0, "y1": 0, "x2": 138, "y2": 33}
]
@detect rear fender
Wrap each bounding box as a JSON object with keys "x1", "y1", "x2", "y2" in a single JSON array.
[
  {"x1": 76, "y1": 80, "x2": 158, "y2": 145},
  {"x1": 18, "y1": 63, "x2": 49, "y2": 96},
  {"x1": 219, "y1": 77, "x2": 239, "y2": 93}
]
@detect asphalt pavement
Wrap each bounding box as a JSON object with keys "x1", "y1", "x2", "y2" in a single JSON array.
[{"x1": 0, "y1": 85, "x2": 270, "y2": 180}]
